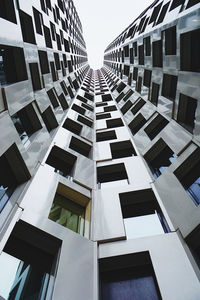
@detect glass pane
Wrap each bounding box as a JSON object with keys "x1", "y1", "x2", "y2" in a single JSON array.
[
  {"x1": 48, "y1": 194, "x2": 85, "y2": 234},
  {"x1": 187, "y1": 176, "x2": 200, "y2": 206},
  {"x1": 0, "y1": 251, "x2": 50, "y2": 300},
  {"x1": 0, "y1": 185, "x2": 16, "y2": 212},
  {"x1": 0, "y1": 252, "x2": 21, "y2": 299},
  {"x1": 0, "y1": 50, "x2": 7, "y2": 85},
  {"x1": 124, "y1": 213, "x2": 164, "y2": 239},
  {"x1": 12, "y1": 114, "x2": 30, "y2": 147},
  {"x1": 101, "y1": 269, "x2": 160, "y2": 300}
]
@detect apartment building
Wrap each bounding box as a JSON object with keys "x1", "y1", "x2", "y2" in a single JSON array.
[{"x1": 0, "y1": 0, "x2": 200, "y2": 299}]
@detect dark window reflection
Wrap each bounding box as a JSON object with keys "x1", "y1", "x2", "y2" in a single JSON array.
[
  {"x1": 149, "y1": 146, "x2": 176, "y2": 179},
  {"x1": 0, "y1": 49, "x2": 7, "y2": 85},
  {"x1": 12, "y1": 114, "x2": 30, "y2": 146},
  {"x1": 101, "y1": 265, "x2": 162, "y2": 300},
  {"x1": 186, "y1": 176, "x2": 200, "y2": 206},
  {"x1": 0, "y1": 186, "x2": 15, "y2": 212}
]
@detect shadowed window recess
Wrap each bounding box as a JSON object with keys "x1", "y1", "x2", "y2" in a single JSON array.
[
  {"x1": 97, "y1": 163, "x2": 129, "y2": 188},
  {"x1": 48, "y1": 184, "x2": 90, "y2": 237},
  {"x1": 0, "y1": 144, "x2": 31, "y2": 212},
  {"x1": 110, "y1": 140, "x2": 137, "y2": 159},
  {"x1": 0, "y1": 46, "x2": 27, "y2": 85},
  {"x1": 120, "y1": 189, "x2": 170, "y2": 239},
  {"x1": 49, "y1": 193, "x2": 85, "y2": 234},
  {"x1": 145, "y1": 139, "x2": 177, "y2": 179},
  {"x1": 0, "y1": 221, "x2": 61, "y2": 300},
  {"x1": 99, "y1": 252, "x2": 162, "y2": 300},
  {"x1": 46, "y1": 146, "x2": 77, "y2": 180},
  {"x1": 177, "y1": 93, "x2": 197, "y2": 133},
  {"x1": 174, "y1": 147, "x2": 200, "y2": 206},
  {"x1": 11, "y1": 103, "x2": 42, "y2": 147}
]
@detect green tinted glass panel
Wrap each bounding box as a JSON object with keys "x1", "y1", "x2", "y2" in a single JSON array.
[{"x1": 49, "y1": 194, "x2": 85, "y2": 235}]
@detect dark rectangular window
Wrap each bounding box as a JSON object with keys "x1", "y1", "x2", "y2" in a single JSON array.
[
  {"x1": 81, "y1": 103, "x2": 93, "y2": 112},
  {"x1": 50, "y1": 22, "x2": 56, "y2": 41},
  {"x1": 96, "y1": 130, "x2": 117, "y2": 142},
  {"x1": 116, "y1": 82, "x2": 126, "y2": 93},
  {"x1": 174, "y1": 148, "x2": 200, "y2": 206},
  {"x1": 180, "y1": 29, "x2": 200, "y2": 72},
  {"x1": 144, "y1": 36, "x2": 151, "y2": 56},
  {"x1": 162, "y1": 74, "x2": 177, "y2": 100},
  {"x1": 77, "y1": 95, "x2": 88, "y2": 104},
  {"x1": 186, "y1": 224, "x2": 200, "y2": 269},
  {"x1": 69, "y1": 136, "x2": 91, "y2": 158},
  {"x1": 63, "y1": 118, "x2": 83, "y2": 135},
  {"x1": 123, "y1": 89, "x2": 134, "y2": 101},
  {"x1": 121, "y1": 100, "x2": 133, "y2": 115},
  {"x1": 186, "y1": 0, "x2": 200, "y2": 9},
  {"x1": 46, "y1": 0, "x2": 52, "y2": 10},
  {"x1": 56, "y1": 33, "x2": 62, "y2": 51},
  {"x1": 133, "y1": 67, "x2": 138, "y2": 81},
  {"x1": 29, "y1": 63, "x2": 42, "y2": 91},
  {"x1": 42, "y1": 106, "x2": 58, "y2": 132},
  {"x1": 97, "y1": 163, "x2": 128, "y2": 184},
  {"x1": 0, "y1": 221, "x2": 61, "y2": 299},
  {"x1": 150, "y1": 83, "x2": 160, "y2": 106},
  {"x1": 124, "y1": 65, "x2": 130, "y2": 76},
  {"x1": 96, "y1": 113, "x2": 111, "y2": 120},
  {"x1": 106, "y1": 118, "x2": 124, "y2": 129},
  {"x1": 120, "y1": 189, "x2": 170, "y2": 238},
  {"x1": 130, "y1": 48, "x2": 134, "y2": 64},
  {"x1": 104, "y1": 105, "x2": 117, "y2": 112},
  {"x1": 0, "y1": 144, "x2": 30, "y2": 212},
  {"x1": 110, "y1": 140, "x2": 136, "y2": 159},
  {"x1": 0, "y1": 0, "x2": 17, "y2": 23},
  {"x1": 72, "y1": 104, "x2": 86, "y2": 116},
  {"x1": 143, "y1": 69, "x2": 152, "y2": 87},
  {"x1": 165, "y1": 26, "x2": 176, "y2": 55},
  {"x1": 47, "y1": 88, "x2": 59, "y2": 108},
  {"x1": 149, "y1": 2, "x2": 163, "y2": 24},
  {"x1": 133, "y1": 42, "x2": 137, "y2": 56},
  {"x1": 169, "y1": 0, "x2": 185, "y2": 11},
  {"x1": 144, "y1": 114, "x2": 169, "y2": 140},
  {"x1": 58, "y1": 93, "x2": 68, "y2": 110},
  {"x1": 60, "y1": 81, "x2": 68, "y2": 96},
  {"x1": 40, "y1": 0, "x2": 46, "y2": 12},
  {"x1": 136, "y1": 76, "x2": 142, "y2": 93},
  {"x1": 50, "y1": 62, "x2": 57, "y2": 82},
  {"x1": 77, "y1": 115, "x2": 93, "y2": 128},
  {"x1": 84, "y1": 92, "x2": 94, "y2": 101},
  {"x1": 131, "y1": 98, "x2": 145, "y2": 115},
  {"x1": 33, "y1": 7, "x2": 43, "y2": 35},
  {"x1": 19, "y1": 10, "x2": 36, "y2": 44},
  {"x1": 128, "y1": 113, "x2": 146, "y2": 135},
  {"x1": 12, "y1": 103, "x2": 42, "y2": 145},
  {"x1": 152, "y1": 40, "x2": 162, "y2": 67},
  {"x1": 46, "y1": 146, "x2": 77, "y2": 178},
  {"x1": 138, "y1": 45, "x2": 144, "y2": 65},
  {"x1": 100, "y1": 252, "x2": 162, "y2": 300},
  {"x1": 145, "y1": 139, "x2": 177, "y2": 179},
  {"x1": 54, "y1": 53, "x2": 61, "y2": 70},
  {"x1": 64, "y1": 39, "x2": 70, "y2": 52},
  {"x1": 38, "y1": 50, "x2": 49, "y2": 74},
  {"x1": 156, "y1": 2, "x2": 170, "y2": 25},
  {"x1": 124, "y1": 45, "x2": 129, "y2": 57},
  {"x1": 0, "y1": 46, "x2": 27, "y2": 84},
  {"x1": 43, "y1": 25, "x2": 53, "y2": 48},
  {"x1": 177, "y1": 93, "x2": 197, "y2": 133},
  {"x1": 116, "y1": 92, "x2": 125, "y2": 103}
]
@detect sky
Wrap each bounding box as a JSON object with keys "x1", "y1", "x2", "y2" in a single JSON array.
[{"x1": 73, "y1": 0, "x2": 153, "y2": 69}]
